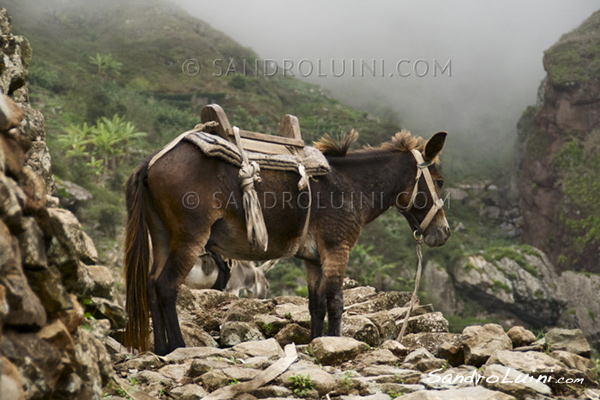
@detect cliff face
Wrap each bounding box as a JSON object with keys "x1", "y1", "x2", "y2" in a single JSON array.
[
  {"x1": 519, "y1": 10, "x2": 600, "y2": 272},
  {"x1": 1, "y1": 9, "x2": 120, "y2": 399}
]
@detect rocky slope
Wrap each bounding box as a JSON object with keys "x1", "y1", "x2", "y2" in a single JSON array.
[
  {"x1": 102, "y1": 286, "x2": 599, "y2": 400},
  {"x1": 518, "y1": 10, "x2": 600, "y2": 272}
]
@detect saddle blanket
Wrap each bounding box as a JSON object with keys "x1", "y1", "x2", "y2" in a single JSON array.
[{"x1": 149, "y1": 129, "x2": 331, "y2": 177}]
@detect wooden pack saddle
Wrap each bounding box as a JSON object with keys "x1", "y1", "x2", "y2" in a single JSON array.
[{"x1": 200, "y1": 104, "x2": 305, "y2": 157}]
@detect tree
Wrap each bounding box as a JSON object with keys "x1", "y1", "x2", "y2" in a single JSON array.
[{"x1": 89, "y1": 52, "x2": 123, "y2": 81}]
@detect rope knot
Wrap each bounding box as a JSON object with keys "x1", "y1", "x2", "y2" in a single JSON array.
[{"x1": 239, "y1": 161, "x2": 262, "y2": 191}]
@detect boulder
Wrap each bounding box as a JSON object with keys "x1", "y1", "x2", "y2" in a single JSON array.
[
  {"x1": 406, "y1": 312, "x2": 449, "y2": 334},
  {"x1": 233, "y1": 338, "x2": 284, "y2": 358},
  {"x1": 482, "y1": 364, "x2": 552, "y2": 398},
  {"x1": 544, "y1": 328, "x2": 591, "y2": 357},
  {"x1": 398, "y1": 386, "x2": 517, "y2": 399},
  {"x1": 402, "y1": 348, "x2": 447, "y2": 372},
  {"x1": 220, "y1": 321, "x2": 265, "y2": 347},
  {"x1": 279, "y1": 361, "x2": 335, "y2": 396},
  {"x1": 506, "y1": 326, "x2": 536, "y2": 348},
  {"x1": 421, "y1": 365, "x2": 480, "y2": 390},
  {"x1": 342, "y1": 315, "x2": 381, "y2": 346},
  {"x1": 486, "y1": 350, "x2": 572, "y2": 378},
  {"x1": 462, "y1": 324, "x2": 512, "y2": 366},
  {"x1": 274, "y1": 323, "x2": 311, "y2": 346},
  {"x1": 308, "y1": 337, "x2": 369, "y2": 365}
]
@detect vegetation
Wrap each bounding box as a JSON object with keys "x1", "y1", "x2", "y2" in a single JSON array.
[{"x1": 288, "y1": 374, "x2": 315, "y2": 398}]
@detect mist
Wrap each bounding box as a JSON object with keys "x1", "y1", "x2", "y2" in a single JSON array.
[{"x1": 168, "y1": 0, "x2": 598, "y2": 173}]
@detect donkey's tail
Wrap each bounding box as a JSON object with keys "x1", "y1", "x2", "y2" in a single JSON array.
[{"x1": 123, "y1": 155, "x2": 153, "y2": 352}]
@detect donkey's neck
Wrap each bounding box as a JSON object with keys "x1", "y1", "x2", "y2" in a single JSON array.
[{"x1": 329, "y1": 150, "x2": 416, "y2": 223}]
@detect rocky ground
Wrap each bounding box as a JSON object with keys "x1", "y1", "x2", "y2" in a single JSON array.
[{"x1": 100, "y1": 286, "x2": 600, "y2": 400}]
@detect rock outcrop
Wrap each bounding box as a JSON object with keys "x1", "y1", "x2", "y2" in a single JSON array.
[
  {"x1": 518, "y1": 10, "x2": 600, "y2": 272},
  {"x1": 0, "y1": 9, "x2": 121, "y2": 399}
]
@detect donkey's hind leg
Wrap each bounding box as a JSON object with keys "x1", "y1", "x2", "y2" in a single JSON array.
[
  {"x1": 155, "y1": 239, "x2": 206, "y2": 354},
  {"x1": 305, "y1": 259, "x2": 326, "y2": 338}
]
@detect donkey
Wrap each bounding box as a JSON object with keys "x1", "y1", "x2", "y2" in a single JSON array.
[
  {"x1": 184, "y1": 257, "x2": 278, "y2": 299},
  {"x1": 124, "y1": 130, "x2": 450, "y2": 355}
]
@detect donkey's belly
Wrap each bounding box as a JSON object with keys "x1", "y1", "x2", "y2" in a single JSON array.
[{"x1": 208, "y1": 218, "x2": 303, "y2": 261}]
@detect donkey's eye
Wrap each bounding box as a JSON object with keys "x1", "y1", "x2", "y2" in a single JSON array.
[{"x1": 436, "y1": 179, "x2": 444, "y2": 189}]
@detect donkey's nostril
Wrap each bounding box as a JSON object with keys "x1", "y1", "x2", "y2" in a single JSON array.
[{"x1": 445, "y1": 226, "x2": 451, "y2": 236}]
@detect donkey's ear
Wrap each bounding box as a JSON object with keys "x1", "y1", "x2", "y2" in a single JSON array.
[
  {"x1": 424, "y1": 131, "x2": 447, "y2": 162},
  {"x1": 259, "y1": 259, "x2": 279, "y2": 274}
]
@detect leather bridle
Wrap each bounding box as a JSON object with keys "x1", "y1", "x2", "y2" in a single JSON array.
[{"x1": 398, "y1": 149, "x2": 444, "y2": 237}]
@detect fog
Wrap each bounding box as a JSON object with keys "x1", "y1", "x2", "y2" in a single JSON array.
[{"x1": 169, "y1": 0, "x2": 598, "y2": 170}]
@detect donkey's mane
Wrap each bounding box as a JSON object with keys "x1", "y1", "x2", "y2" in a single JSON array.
[{"x1": 313, "y1": 129, "x2": 425, "y2": 156}]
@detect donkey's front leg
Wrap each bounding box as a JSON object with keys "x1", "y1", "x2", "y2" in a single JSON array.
[
  {"x1": 305, "y1": 259, "x2": 326, "y2": 338},
  {"x1": 323, "y1": 250, "x2": 349, "y2": 336}
]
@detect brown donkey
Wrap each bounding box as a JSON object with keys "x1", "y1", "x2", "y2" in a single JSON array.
[{"x1": 124, "y1": 130, "x2": 450, "y2": 355}]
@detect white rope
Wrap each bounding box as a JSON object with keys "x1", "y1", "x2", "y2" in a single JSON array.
[
  {"x1": 397, "y1": 237, "x2": 423, "y2": 343},
  {"x1": 234, "y1": 127, "x2": 269, "y2": 252}
]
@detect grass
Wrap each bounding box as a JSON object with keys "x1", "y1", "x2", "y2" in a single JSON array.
[{"x1": 289, "y1": 374, "x2": 315, "y2": 398}]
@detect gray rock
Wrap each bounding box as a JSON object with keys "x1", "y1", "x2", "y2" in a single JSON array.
[
  {"x1": 222, "y1": 298, "x2": 271, "y2": 323},
  {"x1": 274, "y1": 323, "x2": 311, "y2": 346},
  {"x1": 274, "y1": 303, "x2": 311, "y2": 328},
  {"x1": 190, "y1": 288, "x2": 238, "y2": 309},
  {"x1": 364, "y1": 310, "x2": 399, "y2": 341},
  {"x1": 463, "y1": 324, "x2": 512, "y2": 366},
  {"x1": 279, "y1": 361, "x2": 335, "y2": 396},
  {"x1": 355, "y1": 349, "x2": 399, "y2": 366},
  {"x1": 255, "y1": 314, "x2": 289, "y2": 337},
  {"x1": 398, "y1": 386, "x2": 517, "y2": 399},
  {"x1": 450, "y1": 247, "x2": 565, "y2": 328},
  {"x1": 220, "y1": 321, "x2": 265, "y2": 347},
  {"x1": 506, "y1": 326, "x2": 536, "y2": 348},
  {"x1": 343, "y1": 286, "x2": 377, "y2": 306},
  {"x1": 544, "y1": 328, "x2": 591, "y2": 357},
  {"x1": 403, "y1": 348, "x2": 447, "y2": 372},
  {"x1": 358, "y1": 366, "x2": 421, "y2": 383},
  {"x1": 380, "y1": 340, "x2": 409, "y2": 357},
  {"x1": 486, "y1": 350, "x2": 570, "y2": 378},
  {"x1": 252, "y1": 385, "x2": 293, "y2": 399},
  {"x1": 307, "y1": 337, "x2": 369, "y2": 365},
  {"x1": 344, "y1": 291, "x2": 411, "y2": 314},
  {"x1": 421, "y1": 260, "x2": 461, "y2": 314},
  {"x1": 47, "y1": 208, "x2": 98, "y2": 265},
  {"x1": 165, "y1": 346, "x2": 225, "y2": 363},
  {"x1": 187, "y1": 358, "x2": 234, "y2": 377},
  {"x1": 482, "y1": 364, "x2": 552, "y2": 398},
  {"x1": 342, "y1": 315, "x2": 381, "y2": 346},
  {"x1": 421, "y1": 365, "x2": 480, "y2": 390},
  {"x1": 169, "y1": 384, "x2": 209, "y2": 400},
  {"x1": 157, "y1": 363, "x2": 189, "y2": 380},
  {"x1": 233, "y1": 338, "x2": 284, "y2": 358},
  {"x1": 550, "y1": 350, "x2": 595, "y2": 381},
  {"x1": 200, "y1": 369, "x2": 230, "y2": 391},
  {"x1": 406, "y1": 312, "x2": 450, "y2": 334},
  {"x1": 85, "y1": 264, "x2": 115, "y2": 299},
  {"x1": 180, "y1": 322, "x2": 219, "y2": 348}
]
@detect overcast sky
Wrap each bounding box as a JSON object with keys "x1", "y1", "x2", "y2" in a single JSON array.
[{"x1": 170, "y1": 1, "x2": 598, "y2": 161}]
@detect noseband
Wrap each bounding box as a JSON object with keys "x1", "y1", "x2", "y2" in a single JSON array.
[{"x1": 399, "y1": 149, "x2": 444, "y2": 237}]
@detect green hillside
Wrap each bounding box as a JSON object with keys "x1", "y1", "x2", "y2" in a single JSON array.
[{"x1": 4, "y1": 0, "x2": 513, "y2": 302}]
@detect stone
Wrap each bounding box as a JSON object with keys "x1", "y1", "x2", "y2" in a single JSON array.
[
  {"x1": 406, "y1": 312, "x2": 450, "y2": 334},
  {"x1": 279, "y1": 362, "x2": 335, "y2": 396},
  {"x1": 506, "y1": 326, "x2": 536, "y2": 348},
  {"x1": 380, "y1": 340, "x2": 408, "y2": 357},
  {"x1": 462, "y1": 324, "x2": 512, "y2": 366},
  {"x1": 0, "y1": 175, "x2": 23, "y2": 229},
  {"x1": 86, "y1": 296, "x2": 127, "y2": 329},
  {"x1": 343, "y1": 286, "x2": 377, "y2": 306},
  {"x1": 544, "y1": 328, "x2": 591, "y2": 357},
  {"x1": 342, "y1": 315, "x2": 381, "y2": 346},
  {"x1": 274, "y1": 323, "x2": 311, "y2": 346},
  {"x1": 157, "y1": 363, "x2": 189, "y2": 380},
  {"x1": 482, "y1": 364, "x2": 552, "y2": 398},
  {"x1": 403, "y1": 348, "x2": 447, "y2": 372},
  {"x1": 187, "y1": 358, "x2": 234, "y2": 377},
  {"x1": 180, "y1": 322, "x2": 219, "y2": 348},
  {"x1": 355, "y1": 349, "x2": 399, "y2": 366},
  {"x1": 401, "y1": 332, "x2": 462, "y2": 358},
  {"x1": 165, "y1": 346, "x2": 225, "y2": 363},
  {"x1": 0, "y1": 356, "x2": 26, "y2": 400},
  {"x1": 222, "y1": 366, "x2": 260, "y2": 381},
  {"x1": 438, "y1": 339, "x2": 465, "y2": 367},
  {"x1": 486, "y1": 350, "x2": 571, "y2": 378},
  {"x1": 47, "y1": 208, "x2": 98, "y2": 265},
  {"x1": 252, "y1": 384, "x2": 293, "y2": 398},
  {"x1": 169, "y1": 383, "x2": 209, "y2": 400},
  {"x1": 220, "y1": 321, "x2": 265, "y2": 347},
  {"x1": 421, "y1": 365, "x2": 480, "y2": 390},
  {"x1": 308, "y1": 337, "x2": 369, "y2": 365},
  {"x1": 222, "y1": 298, "x2": 271, "y2": 322},
  {"x1": 0, "y1": 94, "x2": 23, "y2": 131},
  {"x1": 25, "y1": 265, "x2": 74, "y2": 314},
  {"x1": 191, "y1": 288, "x2": 238, "y2": 309},
  {"x1": 344, "y1": 291, "x2": 411, "y2": 314},
  {"x1": 54, "y1": 179, "x2": 93, "y2": 210},
  {"x1": 255, "y1": 314, "x2": 289, "y2": 337},
  {"x1": 233, "y1": 338, "x2": 284, "y2": 358},
  {"x1": 0, "y1": 220, "x2": 47, "y2": 328},
  {"x1": 550, "y1": 350, "x2": 596, "y2": 382},
  {"x1": 421, "y1": 261, "x2": 461, "y2": 314},
  {"x1": 364, "y1": 310, "x2": 399, "y2": 341},
  {"x1": 200, "y1": 369, "x2": 230, "y2": 391},
  {"x1": 274, "y1": 303, "x2": 311, "y2": 328},
  {"x1": 17, "y1": 216, "x2": 46, "y2": 269},
  {"x1": 85, "y1": 264, "x2": 114, "y2": 299},
  {"x1": 398, "y1": 386, "x2": 517, "y2": 399}
]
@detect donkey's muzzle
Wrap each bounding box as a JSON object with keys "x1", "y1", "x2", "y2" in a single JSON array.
[{"x1": 424, "y1": 224, "x2": 451, "y2": 247}]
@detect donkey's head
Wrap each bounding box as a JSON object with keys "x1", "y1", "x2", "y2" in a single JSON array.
[{"x1": 397, "y1": 132, "x2": 450, "y2": 247}]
